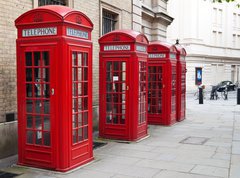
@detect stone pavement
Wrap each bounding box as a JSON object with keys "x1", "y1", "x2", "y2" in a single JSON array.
[{"x1": 1, "y1": 92, "x2": 240, "y2": 178}]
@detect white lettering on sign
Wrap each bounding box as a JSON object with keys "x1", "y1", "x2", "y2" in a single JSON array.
[
  {"x1": 148, "y1": 53, "x2": 166, "y2": 58},
  {"x1": 136, "y1": 45, "x2": 146, "y2": 52},
  {"x1": 170, "y1": 53, "x2": 176, "y2": 59},
  {"x1": 104, "y1": 45, "x2": 130, "y2": 51},
  {"x1": 66, "y1": 27, "x2": 89, "y2": 39},
  {"x1": 22, "y1": 27, "x2": 57, "y2": 37}
]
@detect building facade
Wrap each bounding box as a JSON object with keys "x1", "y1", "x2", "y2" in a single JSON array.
[
  {"x1": 0, "y1": 0, "x2": 172, "y2": 159},
  {"x1": 167, "y1": 0, "x2": 240, "y2": 92}
]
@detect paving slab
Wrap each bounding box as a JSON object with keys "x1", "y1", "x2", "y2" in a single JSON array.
[{"x1": 1, "y1": 93, "x2": 239, "y2": 178}]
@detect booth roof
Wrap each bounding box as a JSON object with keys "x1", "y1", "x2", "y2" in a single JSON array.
[{"x1": 149, "y1": 41, "x2": 177, "y2": 52}]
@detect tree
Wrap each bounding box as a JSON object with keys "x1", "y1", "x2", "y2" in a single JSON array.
[{"x1": 213, "y1": 0, "x2": 240, "y2": 7}]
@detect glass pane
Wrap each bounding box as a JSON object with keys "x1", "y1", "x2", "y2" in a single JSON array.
[
  {"x1": 34, "y1": 52, "x2": 41, "y2": 66},
  {"x1": 26, "y1": 68, "x2": 32, "y2": 81},
  {"x1": 43, "y1": 132, "x2": 50, "y2": 146},
  {"x1": 78, "y1": 53, "x2": 82, "y2": 66},
  {"x1": 106, "y1": 62, "x2": 112, "y2": 71},
  {"x1": 78, "y1": 128, "x2": 83, "y2": 141},
  {"x1": 25, "y1": 52, "x2": 32, "y2": 66},
  {"x1": 26, "y1": 100, "x2": 33, "y2": 113},
  {"x1": 83, "y1": 68, "x2": 88, "y2": 81},
  {"x1": 72, "y1": 98, "x2": 77, "y2": 112},
  {"x1": 43, "y1": 100, "x2": 50, "y2": 114},
  {"x1": 73, "y1": 129, "x2": 77, "y2": 144},
  {"x1": 83, "y1": 82, "x2": 88, "y2": 95},
  {"x1": 72, "y1": 114, "x2": 77, "y2": 128},
  {"x1": 34, "y1": 68, "x2": 41, "y2": 82},
  {"x1": 26, "y1": 84, "x2": 33, "y2": 97},
  {"x1": 72, "y1": 67, "x2": 77, "y2": 81},
  {"x1": 78, "y1": 98, "x2": 82, "y2": 110},
  {"x1": 83, "y1": 112, "x2": 88, "y2": 125},
  {"x1": 43, "y1": 68, "x2": 50, "y2": 82},
  {"x1": 36, "y1": 131, "x2": 42, "y2": 145},
  {"x1": 34, "y1": 82, "x2": 41, "y2": 98},
  {"x1": 44, "y1": 117, "x2": 50, "y2": 131},
  {"x1": 72, "y1": 52, "x2": 77, "y2": 66},
  {"x1": 42, "y1": 52, "x2": 49, "y2": 66},
  {"x1": 35, "y1": 100, "x2": 42, "y2": 113},
  {"x1": 27, "y1": 115, "x2": 33, "y2": 128},
  {"x1": 83, "y1": 53, "x2": 88, "y2": 66},
  {"x1": 83, "y1": 97, "x2": 88, "y2": 110},
  {"x1": 43, "y1": 84, "x2": 50, "y2": 98},
  {"x1": 78, "y1": 67, "x2": 82, "y2": 81},
  {"x1": 78, "y1": 83, "x2": 82, "y2": 96},
  {"x1": 35, "y1": 116, "x2": 42, "y2": 130},
  {"x1": 78, "y1": 113, "x2": 82, "y2": 126},
  {"x1": 83, "y1": 126, "x2": 88, "y2": 140},
  {"x1": 72, "y1": 83, "x2": 77, "y2": 96},
  {"x1": 26, "y1": 130, "x2": 34, "y2": 144}
]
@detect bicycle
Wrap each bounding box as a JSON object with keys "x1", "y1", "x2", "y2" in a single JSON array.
[
  {"x1": 221, "y1": 86, "x2": 228, "y2": 100},
  {"x1": 194, "y1": 85, "x2": 206, "y2": 100}
]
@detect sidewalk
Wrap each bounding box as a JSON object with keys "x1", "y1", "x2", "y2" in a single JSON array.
[{"x1": 1, "y1": 92, "x2": 240, "y2": 178}]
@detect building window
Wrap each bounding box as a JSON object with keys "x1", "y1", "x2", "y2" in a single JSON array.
[
  {"x1": 102, "y1": 10, "x2": 118, "y2": 35},
  {"x1": 233, "y1": 34, "x2": 236, "y2": 48},
  {"x1": 38, "y1": 0, "x2": 67, "y2": 6},
  {"x1": 233, "y1": 13, "x2": 237, "y2": 28}
]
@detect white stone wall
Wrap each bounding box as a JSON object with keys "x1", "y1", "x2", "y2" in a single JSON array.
[
  {"x1": 167, "y1": 0, "x2": 240, "y2": 92},
  {"x1": 0, "y1": 0, "x2": 32, "y2": 123}
]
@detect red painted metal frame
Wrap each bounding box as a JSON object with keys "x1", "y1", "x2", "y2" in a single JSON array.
[
  {"x1": 147, "y1": 41, "x2": 177, "y2": 126},
  {"x1": 99, "y1": 30, "x2": 149, "y2": 141},
  {"x1": 15, "y1": 5, "x2": 93, "y2": 171},
  {"x1": 176, "y1": 45, "x2": 187, "y2": 122}
]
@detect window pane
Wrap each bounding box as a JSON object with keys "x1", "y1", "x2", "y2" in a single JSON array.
[
  {"x1": 72, "y1": 52, "x2": 77, "y2": 66},
  {"x1": 27, "y1": 115, "x2": 33, "y2": 128},
  {"x1": 35, "y1": 100, "x2": 42, "y2": 113},
  {"x1": 83, "y1": 53, "x2": 88, "y2": 66},
  {"x1": 26, "y1": 130, "x2": 34, "y2": 144},
  {"x1": 35, "y1": 116, "x2": 42, "y2": 130},
  {"x1": 83, "y1": 112, "x2": 88, "y2": 125},
  {"x1": 43, "y1": 132, "x2": 50, "y2": 146},
  {"x1": 34, "y1": 52, "x2": 41, "y2": 66},
  {"x1": 36, "y1": 131, "x2": 42, "y2": 145},
  {"x1": 25, "y1": 52, "x2": 32, "y2": 66},
  {"x1": 42, "y1": 52, "x2": 49, "y2": 66},
  {"x1": 26, "y1": 100, "x2": 33, "y2": 113},
  {"x1": 83, "y1": 126, "x2": 88, "y2": 140},
  {"x1": 73, "y1": 114, "x2": 77, "y2": 128},
  {"x1": 44, "y1": 117, "x2": 50, "y2": 131},
  {"x1": 26, "y1": 68, "x2": 32, "y2": 81},
  {"x1": 73, "y1": 129, "x2": 77, "y2": 144},
  {"x1": 26, "y1": 84, "x2": 33, "y2": 97},
  {"x1": 78, "y1": 128, "x2": 83, "y2": 141}
]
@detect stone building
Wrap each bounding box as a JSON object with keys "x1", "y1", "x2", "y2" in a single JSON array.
[
  {"x1": 0, "y1": 0, "x2": 172, "y2": 159},
  {"x1": 167, "y1": 0, "x2": 240, "y2": 92}
]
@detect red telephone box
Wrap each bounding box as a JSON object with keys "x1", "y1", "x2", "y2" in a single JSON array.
[
  {"x1": 15, "y1": 5, "x2": 93, "y2": 171},
  {"x1": 148, "y1": 41, "x2": 177, "y2": 126},
  {"x1": 99, "y1": 30, "x2": 149, "y2": 141},
  {"x1": 176, "y1": 45, "x2": 187, "y2": 122}
]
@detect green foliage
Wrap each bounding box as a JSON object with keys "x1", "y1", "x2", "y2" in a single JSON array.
[{"x1": 213, "y1": 0, "x2": 240, "y2": 7}]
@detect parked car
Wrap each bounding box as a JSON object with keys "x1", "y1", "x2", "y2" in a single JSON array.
[{"x1": 216, "y1": 81, "x2": 236, "y2": 92}]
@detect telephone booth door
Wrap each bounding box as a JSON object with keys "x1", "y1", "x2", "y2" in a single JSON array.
[
  {"x1": 147, "y1": 42, "x2": 177, "y2": 126},
  {"x1": 148, "y1": 64, "x2": 164, "y2": 124},
  {"x1": 176, "y1": 46, "x2": 187, "y2": 122},
  {"x1": 16, "y1": 5, "x2": 94, "y2": 171},
  {"x1": 99, "y1": 29, "x2": 149, "y2": 141},
  {"x1": 70, "y1": 47, "x2": 92, "y2": 166},
  {"x1": 102, "y1": 59, "x2": 129, "y2": 138},
  {"x1": 18, "y1": 46, "x2": 56, "y2": 168}
]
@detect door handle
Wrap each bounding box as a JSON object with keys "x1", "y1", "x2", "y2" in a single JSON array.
[{"x1": 51, "y1": 88, "x2": 54, "y2": 96}]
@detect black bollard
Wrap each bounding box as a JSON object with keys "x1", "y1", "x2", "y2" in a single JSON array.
[
  {"x1": 199, "y1": 87, "x2": 203, "y2": 104},
  {"x1": 237, "y1": 88, "x2": 240, "y2": 105}
]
